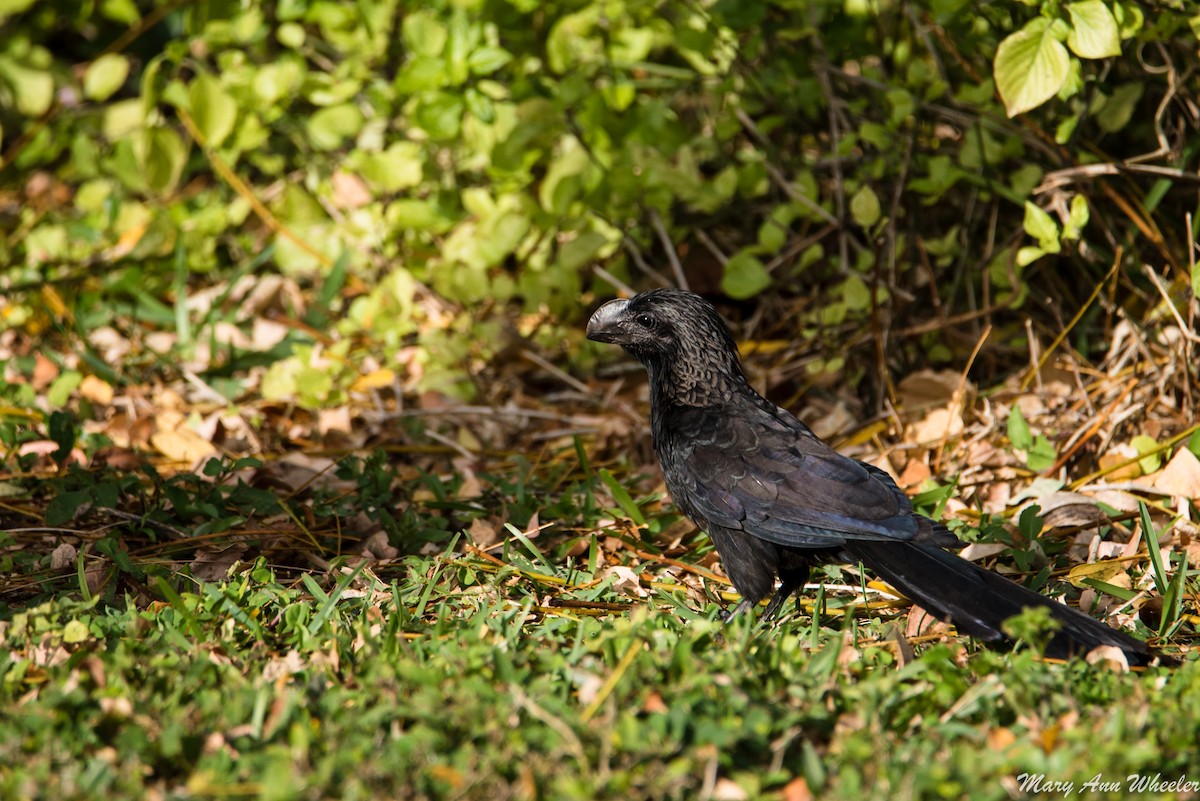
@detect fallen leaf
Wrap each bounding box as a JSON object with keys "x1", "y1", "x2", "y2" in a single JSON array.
[
  {"x1": 908, "y1": 406, "x2": 963, "y2": 446},
  {"x1": 151, "y1": 429, "x2": 218, "y2": 463},
  {"x1": 87, "y1": 326, "x2": 131, "y2": 363},
  {"x1": 987, "y1": 726, "x2": 1017, "y2": 751},
  {"x1": 602, "y1": 565, "x2": 648, "y2": 598},
  {"x1": 782, "y1": 777, "x2": 813, "y2": 801},
  {"x1": 958, "y1": 542, "x2": 1008, "y2": 562},
  {"x1": 332, "y1": 170, "x2": 372, "y2": 208},
  {"x1": 897, "y1": 368, "x2": 972, "y2": 410},
  {"x1": 712, "y1": 778, "x2": 748, "y2": 801},
  {"x1": 457, "y1": 472, "x2": 483, "y2": 499},
  {"x1": 191, "y1": 542, "x2": 248, "y2": 580},
  {"x1": 1085, "y1": 644, "x2": 1130, "y2": 672},
  {"x1": 317, "y1": 406, "x2": 352, "y2": 436},
  {"x1": 467, "y1": 518, "x2": 500, "y2": 548},
  {"x1": 898, "y1": 459, "x2": 931, "y2": 488},
  {"x1": 642, "y1": 692, "x2": 668, "y2": 714},
  {"x1": 250, "y1": 318, "x2": 290, "y2": 351},
  {"x1": 1151, "y1": 447, "x2": 1200, "y2": 499},
  {"x1": 360, "y1": 530, "x2": 398, "y2": 561},
  {"x1": 1097, "y1": 442, "x2": 1142, "y2": 480},
  {"x1": 1066, "y1": 560, "x2": 1127, "y2": 589},
  {"x1": 79, "y1": 375, "x2": 114, "y2": 405},
  {"x1": 32, "y1": 352, "x2": 59, "y2": 389},
  {"x1": 50, "y1": 542, "x2": 77, "y2": 569},
  {"x1": 350, "y1": 368, "x2": 396, "y2": 392}
]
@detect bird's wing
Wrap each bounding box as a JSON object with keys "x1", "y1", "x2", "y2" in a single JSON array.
[{"x1": 667, "y1": 402, "x2": 958, "y2": 549}]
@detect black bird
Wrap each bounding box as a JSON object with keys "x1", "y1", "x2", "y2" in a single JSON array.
[{"x1": 587, "y1": 288, "x2": 1152, "y2": 664}]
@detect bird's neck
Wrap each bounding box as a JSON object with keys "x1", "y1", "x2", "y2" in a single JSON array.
[{"x1": 646, "y1": 354, "x2": 749, "y2": 409}]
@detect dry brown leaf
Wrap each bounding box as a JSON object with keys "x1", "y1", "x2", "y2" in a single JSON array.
[
  {"x1": 317, "y1": 407, "x2": 352, "y2": 436},
  {"x1": 782, "y1": 777, "x2": 814, "y2": 801},
  {"x1": 150, "y1": 429, "x2": 218, "y2": 463},
  {"x1": 457, "y1": 472, "x2": 483, "y2": 500},
  {"x1": 360, "y1": 530, "x2": 398, "y2": 561},
  {"x1": 958, "y1": 542, "x2": 1007, "y2": 562},
  {"x1": 79, "y1": 375, "x2": 114, "y2": 405},
  {"x1": 602, "y1": 565, "x2": 648, "y2": 598},
  {"x1": 642, "y1": 691, "x2": 668, "y2": 714},
  {"x1": 263, "y1": 453, "x2": 341, "y2": 491},
  {"x1": 249, "y1": 318, "x2": 289, "y2": 352},
  {"x1": 350, "y1": 368, "x2": 396, "y2": 392},
  {"x1": 457, "y1": 426, "x2": 482, "y2": 453},
  {"x1": 1066, "y1": 560, "x2": 1127, "y2": 589},
  {"x1": 467, "y1": 518, "x2": 500, "y2": 548},
  {"x1": 191, "y1": 542, "x2": 248, "y2": 580},
  {"x1": 897, "y1": 368, "x2": 972, "y2": 410},
  {"x1": 711, "y1": 778, "x2": 749, "y2": 801},
  {"x1": 262, "y1": 650, "x2": 306, "y2": 682},
  {"x1": 87, "y1": 326, "x2": 131, "y2": 364},
  {"x1": 50, "y1": 542, "x2": 77, "y2": 569},
  {"x1": 805, "y1": 401, "x2": 855, "y2": 440},
  {"x1": 32, "y1": 352, "x2": 58, "y2": 389},
  {"x1": 1085, "y1": 644, "x2": 1130, "y2": 672},
  {"x1": 1098, "y1": 442, "x2": 1142, "y2": 480},
  {"x1": 1151, "y1": 447, "x2": 1200, "y2": 499},
  {"x1": 331, "y1": 170, "x2": 372, "y2": 208},
  {"x1": 987, "y1": 726, "x2": 1017, "y2": 751},
  {"x1": 908, "y1": 406, "x2": 964, "y2": 446},
  {"x1": 898, "y1": 459, "x2": 931, "y2": 488},
  {"x1": 904, "y1": 605, "x2": 953, "y2": 640}
]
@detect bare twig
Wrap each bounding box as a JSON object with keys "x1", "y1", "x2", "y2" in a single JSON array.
[{"x1": 649, "y1": 208, "x2": 688, "y2": 290}]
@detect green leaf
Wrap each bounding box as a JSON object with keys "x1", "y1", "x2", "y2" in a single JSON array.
[
  {"x1": 1028, "y1": 435, "x2": 1058, "y2": 472},
  {"x1": 722, "y1": 251, "x2": 771, "y2": 299},
  {"x1": 1008, "y1": 405, "x2": 1033, "y2": 451},
  {"x1": 597, "y1": 468, "x2": 645, "y2": 526},
  {"x1": 47, "y1": 371, "x2": 82, "y2": 408},
  {"x1": 468, "y1": 46, "x2": 512, "y2": 75},
  {"x1": 1130, "y1": 434, "x2": 1161, "y2": 474},
  {"x1": 1140, "y1": 501, "x2": 1167, "y2": 597},
  {"x1": 134, "y1": 127, "x2": 188, "y2": 194},
  {"x1": 63, "y1": 619, "x2": 90, "y2": 644},
  {"x1": 1066, "y1": 1, "x2": 1122, "y2": 58},
  {"x1": 841, "y1": 274, "x2": 871, "y2": 311},
  {"x1": 352, "y1": 141, "x2": 423, "y2": 192},
  {"x1": 101, "y1": 0, "x2": 140, "y2": 24},
  {"x1": 83, "y1": 53, "x2": 129, "y2": 101},
  {"x1": 994, "y1": 17, "x2": 1071, "y2": 116},
  {"x1": 307, "y1": 103, "x2": 364, "y2": 150},
  {"x1": 0, "y1": 55, "x2": 55, "y2": 116},
  {"x1": 46, "y1": 490, "x2": 91, "y2": 526},
  {"x1": 1022, "y1": 201, "x2": 1060, "y2": 251},
  {"x1": 413, "y1": 92, "x2": 463, "y2": 140},
  {"x1": 849, "y1": 185, "x2": 881, "y2": 228},
  {"x1": 538, "y1": 139, "x2": 592, "y2": 214},
  {"x1": 556, "y1": 230, "x2": 610, "y2": 272},
  {"x1": 189, "y1": 73, "x2": 238, "y2": 148},
  {"x1": 1062, "y1": 194, "x2": 1089, "y2": 240},
  {"x1": 402, "y1": 11, "x2": 447, "y2": 56},
  {"x1": 1016, "y1": 245, "x2": 1047, "y2": 267},
  {"x1": 0, "y1": 0, "x2": 37, "y2": 25},
  {"x1": 1094, "y1": 82, "x2": 1143, "y2": 133}
]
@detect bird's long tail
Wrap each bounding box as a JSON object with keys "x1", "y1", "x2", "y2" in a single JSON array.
[{"x1": 845, "y1": 540, "x2": 1153, "y2": 664}]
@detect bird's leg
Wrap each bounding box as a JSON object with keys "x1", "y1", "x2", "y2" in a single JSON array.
[
  {"x1": 720, "y1": 598, "x2": 756, "y2": 623},
  {"x1": 760, "y1": 575, "x2": 804, "y2": 622}
]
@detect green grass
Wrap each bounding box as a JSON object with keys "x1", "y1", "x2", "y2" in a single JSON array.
[{"x1": 3, "y1": 522, "x2": 1198, "y2": 800}]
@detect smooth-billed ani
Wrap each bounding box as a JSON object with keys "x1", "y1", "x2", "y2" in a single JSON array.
[{"x1": 587, "y1": 288, "x2": 1152, "y2": 664}]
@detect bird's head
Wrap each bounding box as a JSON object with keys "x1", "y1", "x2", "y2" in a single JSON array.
[{"x1": 587, "y1": 288, "x2": 746, "y2": 403}]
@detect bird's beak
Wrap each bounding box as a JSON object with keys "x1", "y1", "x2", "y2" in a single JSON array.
[{"x1": 586, "y1": 298, "x2": 630, "y2": 343}]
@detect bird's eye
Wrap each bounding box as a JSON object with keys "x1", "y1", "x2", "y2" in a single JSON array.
[{"x1": 634, "y1": 313, "x2": 654, "y2": 328}]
